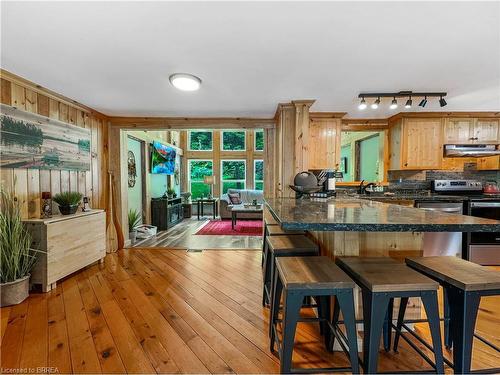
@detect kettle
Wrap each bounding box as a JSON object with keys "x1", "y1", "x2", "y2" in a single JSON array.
[{"x1": 483, "y1": 181, "x2": 500, "y2": 194}]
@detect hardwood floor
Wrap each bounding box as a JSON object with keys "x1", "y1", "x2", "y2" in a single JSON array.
[
  {"x1": 1, "y1": 249, "x2": 499, "y2": 374},
  {"x1": 132, "y1": 218, "x2": 262, "y2": 250}
]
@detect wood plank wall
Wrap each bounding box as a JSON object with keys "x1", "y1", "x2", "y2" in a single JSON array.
[{"x1": 0, "y1": 72, "x2": 109, "y2": 219}]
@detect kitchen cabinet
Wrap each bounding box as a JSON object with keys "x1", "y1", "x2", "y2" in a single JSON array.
[
  {"x1": 444, "y1": 118, "x2": 499, "y2": 144},
  {"x1": 389, "y1": 118, "x2": 443, "y2": 170},
  {"x1": 308, "y1": 118, "x2": 341, "y2": 169},
  {"x1": 477, "y1": 155, "x2": 500, "y2": 170}
]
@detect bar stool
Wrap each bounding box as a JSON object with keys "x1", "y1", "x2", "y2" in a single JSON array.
[
  {"x1": 269, "y1": 256, "x2": 360, "y2": 374},
  {"x1": 396, "y1": 256, "x2": 500, "y2": 374},
  {"x1": 336, "y1": 257, "x2": 445, "y2": 374},
  {"x1": 262, "y1": 235, "x2": 318, "y2": 306},
  {"x1": 262, "y1": 222, "x2": 304, "y2": 268}
]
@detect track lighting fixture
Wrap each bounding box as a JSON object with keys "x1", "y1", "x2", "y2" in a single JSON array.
[
  {"x1": 357, "y1": 91, "x2": 447, "y2": 110},
  {"x1": 390, "y1": 97, "x2": 398, "y2": 110},
  {"x1": 371, "y1": 97, "x2": 380, "y2": 109},
  {"x1": 358, "y1": 97, "x2": 367, "y2": 110}
]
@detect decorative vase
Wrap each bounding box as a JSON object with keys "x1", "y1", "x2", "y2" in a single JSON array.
[
  {"x1": 129, "y1": 230, "x2": 137, "y2": 244},
  {"x1": 58, "y1": 204, "x2": 79, "y2": 215},
  {"x1": 0, "y1": 274, "x2": 30, "y2": 307}
]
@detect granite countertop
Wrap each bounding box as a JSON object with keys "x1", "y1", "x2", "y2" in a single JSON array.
[
  {"x1": 265, "y1": 198, "x2": 500, "y2": 232},
  {"x1": 362, "y1": 194, "x2": 469, "y2": 202}
]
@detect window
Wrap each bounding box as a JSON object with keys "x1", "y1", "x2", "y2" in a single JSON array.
[
  {"x1": 254, "y1": 160, "x2": 263, "y2": 190},
  {"x1": 188, "y1": 160, "x2": 213, "y2": 199},
  {"x1": 221, "y1": 160, "x2": 246, "y2": 193},
  {"x1": 189, "y1": 131, "x2": 213, "y2": 151},
  {"x1": 221, "y1": 130, "x2": 246, "y2": 151},
  {"x1": 254, "y1": 130, "x2": 264, "y2": 151}
]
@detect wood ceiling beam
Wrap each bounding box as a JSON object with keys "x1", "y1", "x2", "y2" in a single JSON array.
[{"x1": 109, "y1": 116, "x2": 276, "y2": 129}]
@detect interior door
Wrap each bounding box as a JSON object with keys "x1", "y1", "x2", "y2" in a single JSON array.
[{"x1": 127, "y1": 136, "x2": 144, "y2": 225}]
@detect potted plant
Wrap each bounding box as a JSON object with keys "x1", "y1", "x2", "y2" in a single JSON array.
[
  {"x1": 128, "y1": 209, "x2": 141, "y2": 244},
  {"x1": 0, "y1": 188, "x2": 41, "y2": 306},
  {"x1": 53, "y1": 191, "x2": 83, "y2": 215},
  {"x1": 166, "y1": 187, "x2": 176, "y2": 199},
  {"x1": 180, "y1": 191, "x2": 192, "y2": 204}
]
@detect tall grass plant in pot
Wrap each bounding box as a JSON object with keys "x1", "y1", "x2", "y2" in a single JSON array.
[
  {"x1": 128, "y1": 209, "x2": 141, "y2": 244},
  {"x1": 53, "y1": 191, "x2": 83, "y2": 215},
  {"x1": 0, "y1": 188, "x2": 41, "y2": 306}
]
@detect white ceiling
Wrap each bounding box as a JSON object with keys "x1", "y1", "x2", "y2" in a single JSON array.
[{"x1": 2, "y1": 1, "x2": 500, "y2": 118}]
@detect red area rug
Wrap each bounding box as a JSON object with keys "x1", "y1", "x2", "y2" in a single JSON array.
[{"x1": 195, "y1": 219, "x2": 263, "y2": 236}]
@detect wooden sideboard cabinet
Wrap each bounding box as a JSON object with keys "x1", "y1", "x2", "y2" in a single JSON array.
[
  {"x1": 151, "y1": 197, "x2": 183, "y2": 231},
  {"x1": 24, "y1": 210, "x2": 106, "y2": 292}
]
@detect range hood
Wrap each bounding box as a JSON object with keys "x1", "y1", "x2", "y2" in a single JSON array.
[{"x1": 444, "y1": 144, "x2": 500, "y2": 157}]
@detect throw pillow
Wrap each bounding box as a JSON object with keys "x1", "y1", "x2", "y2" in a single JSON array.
[{"x1": 228, "y1": 193, "x2": 242, "y2": 205}]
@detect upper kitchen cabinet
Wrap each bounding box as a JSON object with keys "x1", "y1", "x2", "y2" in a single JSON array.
[
  {"x1": 389, "y1": 117, "x2": 443, "y2": 170},
  {"x1": 444, "y1": 118, "x2": 499, "y2": 144},
  {"x1": 308, "y1": 117, "x2": 341, "y2": 170}
]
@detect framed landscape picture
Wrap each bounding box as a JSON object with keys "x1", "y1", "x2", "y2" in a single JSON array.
[{"x1": 0, "y1": 104, "x2": 91, "y2": 171}]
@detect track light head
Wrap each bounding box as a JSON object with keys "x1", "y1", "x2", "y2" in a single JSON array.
[
  {"x1": 405, "y1": 97, "x2": 412, "y2": 109},
  {"x1": 358, "y1": 97, "x2": 367, "y2": 110},
  {"x1": 419, "y1": 96, "x2": 428, "y2": 107},
  {"x1": 371, "y1": 97, "x2": 380, "y2": 109},
  {"x1": 390, "y1": 97, "x2": 398, "y2": 110},
  {"x1": 439, "y1": 96, "x2": 447, "y2": 107}
]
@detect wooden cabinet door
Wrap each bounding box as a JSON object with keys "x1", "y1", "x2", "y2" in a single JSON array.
[
  {"x1": 473, "y1": 119, "x2": 499, "y2": 144},
  {"x1": 308, "y1": 118, "x2": 340, "y2": 169},
  {"x1": 444, "y1": 118, "x2": 473, "y2": 144},
  {"x1": 477, "y1": 156, "x2": 500, "y2": 170},
  {"x1": 402, "y1": 119, "x2": 443, "y2": 169}
]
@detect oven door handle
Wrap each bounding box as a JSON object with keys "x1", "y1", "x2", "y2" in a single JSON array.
[
  {"x1": 470, "y1": 202, "x2": 500, "y2": 208},
  {"x1": 418, "y1": 207, "x2": 463, "y2": 213}
]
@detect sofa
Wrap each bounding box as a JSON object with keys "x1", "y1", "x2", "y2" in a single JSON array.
[{"x1": 219, "y1": 189, "x2": 264, "y2": 220}]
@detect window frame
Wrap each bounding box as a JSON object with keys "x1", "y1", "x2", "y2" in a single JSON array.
[
  {"x1": 254, "y1": 159, "x2": 264, "y2": 190},
  {"x1": 220, "y1": 159, "x2": 247, "y2": 193},
  {"x1": 254, "y1": 129, "x2": 264, "y2": 151},
  {"x1": 188, "y1": 130, "x2": 213, "y2": 151},
  {"x1": 220, "y1": 130, "x2": 246, "y2": 152},
  {"x1": 188, "y1": 159, "x2": 213, "y2": 198}
]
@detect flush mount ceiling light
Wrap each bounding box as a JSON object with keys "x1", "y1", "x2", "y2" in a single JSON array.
[
  {"x1": 357, "y1": 91, "x2": 447, "y2": 110},
  {"x1": 169, "y1": 73, "x2": 202, "y2": 91},
  {"x1": 358, "y1": 97, "x2": 367, "y2": 110}
]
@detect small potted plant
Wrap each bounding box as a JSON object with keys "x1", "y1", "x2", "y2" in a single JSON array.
[
  {"x1": 0, "y1": 188, "x2": 41, "y2": 306},
  {"x1": 166, "y1": 187, "x2": 176, "y2": 199},
  {"x1": 128, "y1": 209, "x2": 141, "y2": 244},
  {"x1": 181, "y1": 191, "x2": 192, "y2": 204},
  {"x1": 53, "y1": 191, "x2": 83, "y2": 215}
]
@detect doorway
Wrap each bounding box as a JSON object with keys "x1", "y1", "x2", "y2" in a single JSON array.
[{"x1": 127, "y1": 136, "x2": 147, "y2": 224}]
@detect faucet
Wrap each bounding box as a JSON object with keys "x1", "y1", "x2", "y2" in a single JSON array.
[{"x1": 358, "y1": 180, "x2": 377, "y2": 195}]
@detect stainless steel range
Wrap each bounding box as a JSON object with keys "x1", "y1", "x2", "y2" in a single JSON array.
[{"x1": 432, "y1": 179, "x2": 500, "y2": 265}]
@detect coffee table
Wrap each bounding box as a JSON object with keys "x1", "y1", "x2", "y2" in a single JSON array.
[{"x1": 230, "y1": 204, "x2": 263, "y2": 229}]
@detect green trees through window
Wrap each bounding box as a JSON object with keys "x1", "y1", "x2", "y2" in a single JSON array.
[
  {"x1": 189, "y1": 160, "x2": 213, "y2": 199},
  {"x1": 221, "y1": 160, "x2": 246, "y2": 193},
  {"x1": 189, "y1": 131, "x2": 212, "y2": 150},
  {"x1": 254, "y1": 160, "x2": 263, "y2": 190},
  {"x1": 255, "y1": 130, "x2": 264, "y2": 151},
  {"x1": 222, "y1": 131, "x2": 245, "y2": 151}
]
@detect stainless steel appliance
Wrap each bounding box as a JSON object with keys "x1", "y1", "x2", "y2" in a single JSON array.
[
  {"x1": 444, "y1": 144, "x2": 500, "y2": 157},
  {"x1": 415, "y1": 201, "x2": 464, "y2": 257},
  {"x1": 432, "y1": 179, "x2": 500, "y2": 265}
]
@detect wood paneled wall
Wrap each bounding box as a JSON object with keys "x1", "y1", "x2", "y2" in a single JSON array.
[{"x1": 0, "y1": 71, "x2": 109, "y2": 219}]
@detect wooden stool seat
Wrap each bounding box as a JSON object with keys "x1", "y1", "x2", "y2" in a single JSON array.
[
  {"x1": 276, "y1": 256, "x2": 355, "y2": 291},
  {"x1": 266, "y1": 225, "x2": 305, "y2": 236},
  {"x1": 336, "y1": 256, "x2": 444, "y2": 374},
  {"x1": 403, "y1": 256, "x2": 500, "y2": 374},
  {"x1": 270, "y1": 256, "x2": 360, "y2": 373},
  {"x1": 338, "y1": 256, "x2": 439, "y2": 292},
  {"x1": 267, "y1": 235, "x2": 317, "y2": 256}
]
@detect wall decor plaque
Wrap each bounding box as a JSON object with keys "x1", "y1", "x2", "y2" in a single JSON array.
[{"x1": 0, "y1": 104, "x2": 91, "y2": 171}]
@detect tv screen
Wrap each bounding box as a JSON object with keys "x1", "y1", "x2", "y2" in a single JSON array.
[{"x1": 151, "y1": 141, "x2": 176, "y2": 174}]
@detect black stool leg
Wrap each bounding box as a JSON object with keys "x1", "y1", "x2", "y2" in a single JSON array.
[
  {"x1": 393, "y1": 297, "x2": 408, "y2": 352},
  {"x1": 262, "y1": 244, "x2": 272, "y2": 306},
  {"x1": 280, "y1": 290, "x2": 303, "y2": 374},
  {"x1": 329, "y1": 295, "x2": 340, "y2": 352},
  {"x1": 448, "y1": 288, "x2": 480, "y2": 374},
  {"x1": 317, "y1": 296, "x2": 331, "y2": 348},
  {"x1": 383, "y1": 298, "x2": 394, "y2": 352},
  {"x1": 270, "y1": 271, "x2": 283, "y2": 347},
  {"x1": 421, "y1": 291, "x2": 445, "y2": 374},
  {"x1": 261, "y1": 226, "x2": 268, "y2": 268},
  {"x1": 443, "y1": 287, "x2": 452, "y2": 349},
  {"x1": 337, "y1": 290, "x2": 360, "y2": 374},
  {"x1": 362, "y1": 291, "x2": 390, "y2": 374}
]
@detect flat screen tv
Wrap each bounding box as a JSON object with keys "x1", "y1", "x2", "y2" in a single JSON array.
[{"x1": 151, "y1": 141, "x2": 176, "y2": 174}]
